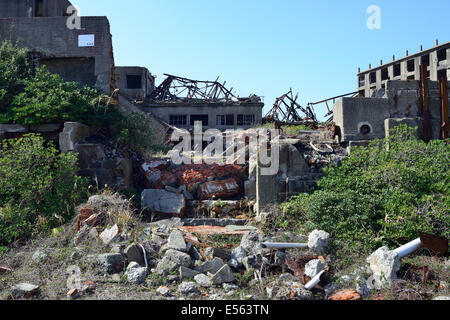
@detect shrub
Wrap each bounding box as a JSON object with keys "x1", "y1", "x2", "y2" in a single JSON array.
[
  {"x1": 282, "y1": 125, "x2": 449, "y2": 252},
  {"x1": 0, "y1": 134, "x2": 88, "y2": 247},
  {"x1": 115, "y1": 112, "x2": 157, "y2": 153}
]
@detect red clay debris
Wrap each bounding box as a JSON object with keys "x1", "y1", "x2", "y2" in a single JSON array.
[
  {"x1": 67, "y1": 288, "x2": 79, "y2": 299},
  {"x1": 76, "y1": 207, "x2": 95, "y2": 231},
  {"x1": 328, "y1": 290, "x2": 361, "y2": 301}
]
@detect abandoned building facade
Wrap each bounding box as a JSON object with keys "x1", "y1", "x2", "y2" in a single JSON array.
[{"x1": 0, "y1": 0, "x2": 264, "y2": 130}]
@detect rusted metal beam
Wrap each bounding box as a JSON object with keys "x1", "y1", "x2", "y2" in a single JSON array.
[
  {"x1": 439, "y1": 76, "x2": 449, "y2": 139},
  {"x1": 420, "y1": 64, "x2": 432, "y2": 142}
]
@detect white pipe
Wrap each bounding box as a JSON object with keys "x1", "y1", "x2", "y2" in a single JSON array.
[
  {"x1": 261, "y1": 242, "x2": 308, "y2": 249},
  {"x1": 305, "y1": 270, "x2": 325, "y2": 290},
  {"x1": 394, "y1": 238, "x2": 422, "y2": 259}
]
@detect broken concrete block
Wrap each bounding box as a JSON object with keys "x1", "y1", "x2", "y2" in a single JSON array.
[
  {"x1": 167, "y1": 229, "x2": 188, "y2": 252},
  {"x1": 11, "y1": 283, "x2": 40, "y2": 299},
  {"x1": 59, "y1": 122, "x2": 92, "y2": 153},
  {"x1": 197, "y1": 178, "x2": 240, "y2": 200},
  {"x1": 124, "y1": 243, "x2": 145, "y2": 266},
  {"x1": 125, "y1": 262, "x2": 148, "y2": 285},
  {"x1": 366, "y1": 246, "x2": 400, "y2": 287},
  {"x1": 96, "y1": 253, "x2": 125, "y2": 274},
  {"x1": 99, "y1": 224, "x2": 121, "y2": 246},
  {"x1": 308, "y1": 230, "x2": 330, "y2": 254},
  {"x1": 194, "y1": 274, "x2": 212, "y2": 287},
  {"x1": 179, "y1": 266, "x2": 201, "y2": 279},
  {"x1": 142, "y1": 189, "x2": 186, "y2": 216},
  {"x1": 156, "y1": 249, "x2": 192, "y2": 274},
  {"x1": 211, "y1": 264, "x2": 235, "y2": 285},
  {"x1": 304, "y1": 259, "x2": 325, "y2": 279},
  {"x1": 195, "y1": 257, "x2": 225, "y2": 274}
]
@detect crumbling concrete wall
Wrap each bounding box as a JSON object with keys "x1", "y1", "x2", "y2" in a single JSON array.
[
  {"x1": 0, "y1": 0, "x2": 72, "y2": 18},
  {"x1": 115, "y1": 66, "x2": 155, "y2": 101},
  {"x1": 334, "y1": 80, "x2": 450, "y2": 145},
  {"x1": 0, "y1": 16, "x2": 115, "y2": 93}
]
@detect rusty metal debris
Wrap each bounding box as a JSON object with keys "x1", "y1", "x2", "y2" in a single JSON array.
[
  {"x1": 264, "y1": 89, "x2": 317, "y2": 124},
  {"x1": 439, "y1": 75, "x2": 449, "y2": 140},
  {"x1": 307, "y1": 91, "x2": 359, "y2": 123},
  {"x1": 148, "y1": 74, "x2": 238, "y2": 102}
]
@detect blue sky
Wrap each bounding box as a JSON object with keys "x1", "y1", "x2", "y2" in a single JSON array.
[{"x1": 71, "y1": 0, "x2": 450, "y2": 120}]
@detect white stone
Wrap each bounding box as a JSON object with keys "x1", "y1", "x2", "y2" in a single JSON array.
[
  {"x1": 304, "y1": 259, "x2": 325, "y2": 278},
  {"x1": 194, "y1": 274, "x2": 212, "y2": 287},
  {"x1": 308, "y1": 230, "x2": 330, "y2": 254},
  {"x1": 367, "y1": 246, "x2": 400, "y2": 287}
]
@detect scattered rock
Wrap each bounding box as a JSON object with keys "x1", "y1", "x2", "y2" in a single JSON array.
[
  {"x1": 124, "y1": 243, "x2": 145, "y2": 266},
  {"x1": 157, "y1": 286, "x2": 170, "y2": 297},
  {"x1": 11, "y1": 283, "x2": 40, "y2": 299},
  {"x1": 194, "y1": 274, "x2": 212, "y2": 287},
  {"x1": 156, "y1": 249, "x2": 192, "y2": 274},
  {"x1": 229, "y1": 246, "x2": 247, "y2": 268},
  {"x1": 0, "y1": 266, "x2": 12, "y2": 275},
  {"x1": 99, "y1": 224, "x2": 121, "y2": 246},
  {"x1": 242, "y1": 254, "x2": 268, "y2": 271},
  {"x1": 278, "y1": 273, "x2": 297, "y2": 283},
  {"x1": 167, "y1": 230, "x2": 188, "y2": 252},
  {"x1": 125, "y1": 262, "x2": 148, "y2": 285},
  {"x1": 366, "y1": 246, "x2": 400, "y2": 287},
  {"x1": 204, "y1": 247, "x2": 230, "y2": 261},
  {"x1": 222, "y1": 283, "x2": 239, "y2": 290},
  {"x1": 195, "y1": 257, "x2": 225, "y2": 274},
  {"x1": 179, "y1": 266, "x2": 201, "y2": 279},
  {"x1": 304, "y1": 259, "x2": 325, "y2": 278},
  {"x1": 211, "y1": 265, "x2": 235, "y2": 285},
  {"x1": 96, "y1": 253, "x2": 125, "y2": 274},
  {"x1": 274, "y1": 251, "x2": 286, "y2": 265},
  {"x1": 31, "y1": 249, "x2": 48, "y2": 263},
  {"x1": 308, "y1": 230, "x2": 330, "y2": 254},
  {"x1": 240, "y1": 231, "x2": 264, "y2": 255},
  {"x1": 177, "y1": 282, "x2": 199, "y2": 294},
  {"x1": 328, "y1": 290, "x2": 361, "y2": 301},
  {"x1": 356, "y1": 276, "x2": 370, "y2": 298}
]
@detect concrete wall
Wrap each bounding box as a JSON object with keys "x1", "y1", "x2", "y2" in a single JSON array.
[
  {"x1": 115, "y1": 66, "x2": 155, "y2": 101},
  {"x1": 334, "y1": 80, "x2": 450, "y2": 143},
  {"x1": 0, "y1": 0, "x2": 72, "y2": 18},
  {"x1": 0, "y1": 16, "x2": 114, "y2": 93},
  {"x1": 144, "y1": 103, "x2": 264, "y2": 130}
]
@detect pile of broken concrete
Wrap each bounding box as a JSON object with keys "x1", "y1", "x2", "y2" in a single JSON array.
[{"x1": 141, "y1": 161, "x2": 247, "y2": 216}]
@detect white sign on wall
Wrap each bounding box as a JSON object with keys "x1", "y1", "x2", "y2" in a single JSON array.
[{"x1": 78, "y1": 34, "x2": 95, "y2": 47}]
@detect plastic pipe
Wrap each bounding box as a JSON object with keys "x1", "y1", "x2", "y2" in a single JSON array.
[
  {"x1": 261, "y1": 242, "x2": 308, "y2": 249},
  {"x1": 305, "y1": 270, "x2": 325, "y2": 291},
  {"x1": 394, "y1": 238, "x2": 422, "y2": 259}
]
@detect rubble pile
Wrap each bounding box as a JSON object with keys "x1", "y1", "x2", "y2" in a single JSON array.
[{"x1": 141, "y1": 161, "x2": 247, "y2": 216}]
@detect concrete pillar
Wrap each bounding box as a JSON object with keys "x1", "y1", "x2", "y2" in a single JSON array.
[
  {"x1": 255, "y1": 150, "x2": 279, "y2": 217},
  {"x1": 430, "y1": 51, "x2": 438, "y2": 81}
]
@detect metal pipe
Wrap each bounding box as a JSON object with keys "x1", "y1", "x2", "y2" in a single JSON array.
[
  {"x1": 394, "y1": 238, "x2": 422, "y2": 259},
  {"x1": 261, "y1": 242, "x2": 308, "y2": 249},
  {"x1": 305, "y1": 270, "x2": 325, "y2": 291}
]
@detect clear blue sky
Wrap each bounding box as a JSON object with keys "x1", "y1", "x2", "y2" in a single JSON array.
[{"x1": 71, "y1": 0, "x2": 449, "y2": 120}]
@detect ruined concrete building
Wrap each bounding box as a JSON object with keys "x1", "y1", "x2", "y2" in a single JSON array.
[
  {"x1": 334, "y1": 41, "x2": 450, "y2": 150},
  {"x1": 0, "y1": 0, "x2": 263, "y2": 131}
]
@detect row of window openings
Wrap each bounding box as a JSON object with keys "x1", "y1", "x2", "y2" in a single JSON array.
[
  {"x1": 363, "y1": 50, "x2": 447, "y2": 85},
  {"x1": 169, "y1": 114, "x2": 255, "y2": 126}
]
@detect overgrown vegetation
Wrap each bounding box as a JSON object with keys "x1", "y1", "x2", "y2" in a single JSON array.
[
  {"x1": 0, "y1": 134, "x2": 87, "y2": 251},
  {"x1": 281, "y1": 126, "x2": 449, "y2": 254}
]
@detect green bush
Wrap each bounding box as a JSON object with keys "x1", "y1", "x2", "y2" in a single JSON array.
[
  {"x1": 115, "y1": 112, "x2": 157, "y2": 153},
  {"x1": 0, "y1": 134, "x2": 88, "y2": 247},
  {"x1": 0, "y1": 41, "x2": 123, "y2": 126},
  {"x1": 282, "y1": 125, "x2": 449, "y2": 251}
]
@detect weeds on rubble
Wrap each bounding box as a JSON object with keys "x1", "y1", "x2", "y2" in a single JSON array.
[{"x1": 281, "y1": 125, "x2": 449, "y2": 255}]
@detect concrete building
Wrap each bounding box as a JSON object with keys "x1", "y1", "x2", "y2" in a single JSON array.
[
  {"x1": 0, "y1": 0, "x2": 115, "y2": 93},
  {"x1": 358, "y1": 41, "x2": 450, "y2": 97},
  {"x1": 115, "y1": 67, "x2": 155, "y2": 101},
  {"x1": 143, "y1": 98, "x2": 264, "y2": 130}
]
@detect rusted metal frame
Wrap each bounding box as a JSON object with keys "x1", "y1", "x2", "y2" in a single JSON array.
[
  {"x1": 419, "y1": 64, "x2": 432, "y2": 142},
  {"x1": 439, "y1": 76, "x2": 449, "y2": 139}
]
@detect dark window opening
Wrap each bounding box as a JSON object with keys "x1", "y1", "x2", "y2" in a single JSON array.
[
  {"x1": 216, "y1": 114, "x2": 234, "y2": 126},
  {"x1": 169, "y1": 115, "x2": 187, "y2": 126},
  {"x1": 34, "y1": 0, "x2": 44, "y2": 17},
  {"x1": 407, "y1": 59, "x2": 415, "y2": 72},
  {"x1": 381, "y1": 68, "x2": 389, "y2": 81},
  {"x1": 437, "y1": 49, "x2": 447, "y2": 62},
  {"x1": 407, "y1": 75, "x2": 415, "y2": 80},
  {"x1": 369, "y1": 72, "x2": 376, "y2": 84},
  {"x1": 126, "y1": 75, "x2": 142, "y2": 89},
  {"x1": 360, "y1": 125, "x2": 371, "y2": 135},
  {"x1": 358, "y1": 90, "x2": 365, "y2": 97},
  {"x1": 394, "y1": 64, "x2": 401, "y2": 77},
  {"x1": 421, "y1": 54, "x2": 430, "y2": 67},
  {"x1": 237, "y1": 114, "x2": 255, "y2": 126},
  {"x1": 358, "y1": 75, "x2": 365, "y2": 87},
  {"x1": 190, "y1": 114, "x2": 209, "y2": 126}
]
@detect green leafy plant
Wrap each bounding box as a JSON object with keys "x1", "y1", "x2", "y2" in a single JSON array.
[
  {"x1": 281, "y1": 125, "x2": 449, "y2": 252},
  {"x1": 114, "y1": 112, "x2": 158, "y2": 153},
  {"x1": 0, "y1": 134, "x2": 88, "y2": 247}
]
